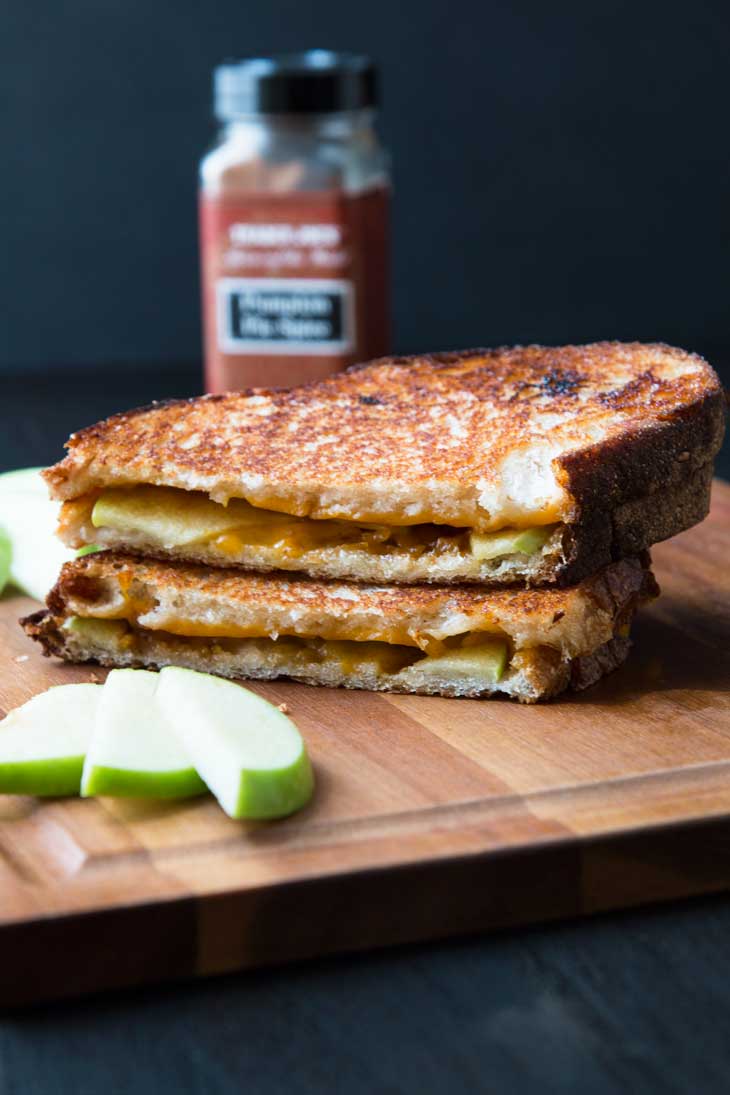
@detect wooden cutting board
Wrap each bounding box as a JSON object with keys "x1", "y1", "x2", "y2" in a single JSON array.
[{"x1": 1, "y1": 482, "x2": 729, "y2": 1007}]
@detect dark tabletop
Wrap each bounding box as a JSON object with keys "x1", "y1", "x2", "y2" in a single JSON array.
[{"x1": 2, "y1": 364, "x2": 730, "y2": 1095}]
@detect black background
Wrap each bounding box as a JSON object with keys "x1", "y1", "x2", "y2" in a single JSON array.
[{"x1": 2, "y1": 0, "x2": 729, "y2": 376}]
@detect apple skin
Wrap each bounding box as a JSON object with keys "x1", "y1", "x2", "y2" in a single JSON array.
[
  {"x1": 235, "y1": 751, "x2": 314, "y2": 820},
  {"x1": 81, "y1": 763, "x2": 207, "y2": 799},
  {"x1": 75, "y1": 544, "x2": 102, "y2": 558},
  {"x1": 0, "y1": 755, "x2": 85, "y2": 797},
  {"x1": 0, "y1": 527, "x2": 10, "y2": 594}
]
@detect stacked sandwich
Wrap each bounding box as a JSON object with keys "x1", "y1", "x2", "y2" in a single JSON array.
[{"x1": 24, "y1": 343, "x2": 725, "y2": 702}]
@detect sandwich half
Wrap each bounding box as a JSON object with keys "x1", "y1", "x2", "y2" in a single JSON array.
[
  {"x1": 46, "y1": 342, "x2": 724, "y2": 587},
  {"x1": 23, "y1": 552, "x2": 658, "y2": 703}
]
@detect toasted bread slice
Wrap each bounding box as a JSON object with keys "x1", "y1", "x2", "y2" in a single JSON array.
[
  {"x1": 46, "y1": 342, "x2": 724, "y2": 586},
  {"x1": 23, "y1": 552, "x2": 658, "y2": 702}
]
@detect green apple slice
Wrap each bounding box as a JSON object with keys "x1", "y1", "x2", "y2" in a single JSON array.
[
  {"x1": 91, "y1": 486, "x2": 261, "y2": 548},
  {"x1": 411, "y1": 639, "x2": 508, "y2": 682},
  {"x1": 156, "y1": 667, "x2": 314, "y2": 820},
  {"x1": 0, "y1": 467, "x2": 47, "y2": 495},
  {"x1": 81, "y1": 669, "x2": 206, "y2": 799},
  {"x1": 1, "y1": 492, "x2": 74, "y2": 601},
  {"x1": 75, "y1": 544, "x2": 102, "y2": 558},
  {"x1": 0, "y1": 526, "x2": 10, "y2": 594},
  {"x1": 0, "y1": 683, "x2": 101, "y2": 795},
  {"x1": 469, "y1": 525, "x2": 555, "y2": 562},
  {"x1": 65, "y1": 616, "x2": 128, "y2": 644},
  {"x1": 0, "y1": 467, "x2": 74, "y2": 600}
]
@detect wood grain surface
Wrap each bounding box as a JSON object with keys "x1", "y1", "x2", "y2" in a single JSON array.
[{"x1": 0, "y1": 481, "x2": 729, "y2": 1007}]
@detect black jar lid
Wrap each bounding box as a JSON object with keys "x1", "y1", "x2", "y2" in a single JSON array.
[{"x1": 214, "y1": 50, "x2": 377, "y2": 118}]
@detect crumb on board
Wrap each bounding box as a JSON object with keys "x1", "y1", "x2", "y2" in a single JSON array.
[{"x1": 277, "y1": 703, "x2": 291, "y2": 714}]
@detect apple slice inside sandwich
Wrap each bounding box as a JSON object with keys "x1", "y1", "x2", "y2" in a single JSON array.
[
  {"x1": 407, "y1": 640, "x2": 508, "y2": 680},
  {"x1": 469, "y1": 526, "x2": 554, "y2": 561}
]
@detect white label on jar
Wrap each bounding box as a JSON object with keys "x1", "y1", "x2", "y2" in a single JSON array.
[{"x1": 216, "y1": 277, "x2": 355, "y2": 355}]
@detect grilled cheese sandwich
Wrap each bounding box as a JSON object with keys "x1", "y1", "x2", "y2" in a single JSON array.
[
  {"x1": 23, "y1": 552, "x2": 658, "y2": 702},
  {"x1": 45, "y1": 342, "x2": 725, "y2": 586}
]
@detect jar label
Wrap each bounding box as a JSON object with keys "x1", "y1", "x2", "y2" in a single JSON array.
[
  {"x1": 199, "y1": 187, "x2": 390, "y2": 393},
  {"x1": 217, "y1": 277, "x2": 354, "y2": 354}
]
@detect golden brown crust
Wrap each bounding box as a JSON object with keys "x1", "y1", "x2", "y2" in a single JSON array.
[
  {"x1": 57, "y1": 469, "x2": 713, "y2": 589},
  {"x1": 558, "y1": 460, "x2": 716, "y2": 584},
  {"x1": 44, "y1": 550, "x2": 655, "y2": 632},
  {"x1": 43, "y1": 343, "x2": 725, "y2": 581},
  {"x1": 569, "y1": 635, "x2": 632, "y2": 691},
  {"x1": 21, "y1": 551, "x2": 654, "y2": 703},
  {"x1": 25, "y1": 550, "x2": 657, "y2": 673},
  {"x1": 19, "y1": 613, "x2": 636, "y2": 703}
]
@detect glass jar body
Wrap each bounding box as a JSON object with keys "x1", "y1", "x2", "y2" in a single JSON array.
[{"x1": 199, "y1": 111, "x2": 391, "y2": 393}]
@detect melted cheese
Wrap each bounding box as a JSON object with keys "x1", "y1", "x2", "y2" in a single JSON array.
[
  {"x1": 65, "y1": 582, "x2": 506, "y2": 654},
  {"x1": 86, "y1": 486, "x2": 557, "y2": 562},
  {"x1": 67, "y1": 617, "x2": 508, "y2": 682},
  {"x1": 100, "y1": 598, "x2": 495, "y2": 653}
]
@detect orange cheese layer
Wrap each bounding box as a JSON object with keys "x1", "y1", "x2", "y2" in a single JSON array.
[
  {"x1": 66, "y1": 486, "x2": 563, "y2": 562},
  {"x1": 67, "y1": 617, "x2": 509, "y2": 680},
  {"x1": 73, "y1": 583, "x2": 504, "y2": 654},
  {"x1": 99, "y1": 605, "x2": 501, "y2": 654}
]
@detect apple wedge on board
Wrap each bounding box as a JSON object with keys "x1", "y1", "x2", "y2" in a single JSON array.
[
  {"x1": 157, "y1": 667, "x2": 315, "y2": 820},
  {"x1": 81, "y1": 669, "x2": 207, "y2": 799},
  {"x1": 0, "y1": 684, "x2": 101, "y2": 795},
  {"x1": 0, "y1": 666, "x2": 315, "y2": 819}
]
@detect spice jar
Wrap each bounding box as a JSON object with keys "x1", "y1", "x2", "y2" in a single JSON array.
[{"x1": 199, "y1": 51, "x2": 391, "y2": 393}]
